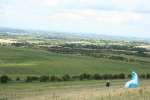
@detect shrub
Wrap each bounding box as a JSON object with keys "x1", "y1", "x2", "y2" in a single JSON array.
[
  {"x1": 31, "y1": 76, "x2": 39, "y2": 81},
  {"x1": 40, "y1": 75, "x2": 49, "y2": 82},
  {"x1": 112, "y1": 74, "x2": 119, "y2": 79},
  {"x1": 0, "y1": 75, "x2": 9, "y2": 83},
  {"x1": 72, "y1": 75, "x2": 80, "y2": 80},
  {"x1": 146, "y1": 73, "x2": 150, "y2": 79},
  {"x1": 62, "y1": 74, "x2": 71, "y2": 81},
  {"x1": 102, "y1": 74, "x2": 111, "y2": 80},
  {"x1": 50, "y1": 76, "x2": 62, "y2": 82},
  {"x1": 93, "y1": 74, "x2": 102, "y2": 80},
  {"x1": 16, "y1": 77, "x2": 20, "y2": 81},
  {"x1": 25, "y1": 76, "x2": 33, "y2": 82},
  {"x1": 118, "y1": 73, "x2": 125, "y2": 79},
  {"x1": 79, "y1": 73, "x2": 92, "y2": 80},
  {"x1": 140, "y1": 74, "x2": 146, "y2": 79}
]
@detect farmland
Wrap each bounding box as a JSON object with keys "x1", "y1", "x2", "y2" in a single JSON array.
[
  {"x1": 0, "y1": 46, "x2": 150, "y2": 77},
  {"x1": 0, "y1": 33, "x2": 150, "y2": 100},
  {"x1": 1, "y1": 0, "x2": 150, "y2": 98}
]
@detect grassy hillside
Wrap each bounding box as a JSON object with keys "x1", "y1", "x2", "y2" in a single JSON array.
[
  {"x1": 0, "y1": 46, "x2": 149, "y2": 76},
  {"x1": 0, "y1": 80, "x2": 150, "y2": 100}
]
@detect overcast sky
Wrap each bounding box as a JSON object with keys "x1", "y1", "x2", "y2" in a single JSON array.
[{"x1": 0, "y1": 0, "x2": 150, "y2": 37}]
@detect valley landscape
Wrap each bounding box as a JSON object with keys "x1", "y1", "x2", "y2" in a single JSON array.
[
  {"x1": 0, "y1": 28, "x2": 150, "y2": 100},
  {"x1": 1, "y1": 0, "x2": 150, "y2": 99}
]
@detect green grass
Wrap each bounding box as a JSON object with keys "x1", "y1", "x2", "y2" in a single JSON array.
[
  {"x1": 0, "y1": 46, "x2": 150, "y2": 100},
  {"x1": 0, "y1": 80, "x2": 150, "y2": 100},
  {"x1": 0, "y1": 46, "x2": 150, "y2": 76}
]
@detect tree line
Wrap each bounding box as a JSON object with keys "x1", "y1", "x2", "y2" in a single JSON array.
[
  {"x1": 60, "y1": 43, "x2": 148, "y2": 52},
  {"x1": 48, "y1": 44, "x2": 150, "y2": 59},
  {"x1": 1, "y1": 73, "x2": 150, "y2": 84}
]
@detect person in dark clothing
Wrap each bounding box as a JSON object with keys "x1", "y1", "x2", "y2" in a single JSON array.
[{"x1": 106, "y1": 80, "x2": 110, "y2": 87}]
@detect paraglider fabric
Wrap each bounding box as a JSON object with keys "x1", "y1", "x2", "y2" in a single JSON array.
[{"x1": 125, "y1": 71, "x2": 139, "y2": 88}]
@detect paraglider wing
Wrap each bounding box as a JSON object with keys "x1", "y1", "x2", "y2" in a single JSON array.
[{"x1": 125, "y1": 71, "x2": 139, "y2": 88}]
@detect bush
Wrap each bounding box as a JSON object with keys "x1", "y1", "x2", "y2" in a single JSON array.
[
  {"x1": 40, "y1": 76, "x2": 49, "y2": 82},
  {"x1": 72, "y1": 75, "x2": 80, "y2": 80},
  {"x1": 31, "y1": 76, "x2": 39, "y2": 81},
  {"x1": 146, "y1": 73, "x2": 150, "y2": 79},
  {"x1": 102, "y1": 74, "x2": 112, "y2": 80},
  {"x1": 0, "y1": 75, "x2": 9, "y2": 83},
  {"x1": 25, "y1": 76, "x2": 40, "y2": 82},
  {"x1": 25, "y1": 76, "x2": 33, "y2": 82},
  {"x1": 93, "y1": 74, "x2": 102, "y2": 80},
  {"x1": 79, "y1": 73, "x2": 92, "y2": 80},
  {"x1": 140, "y1": 74, "x2": 146, "y2": 79},
  {"x1": 112, "y1": 74, "x2": 119, "y2": 79},
  {"x1": 118, "y1": 73, "x2": 125, "y2": 79},
  {"x1": 50, "y1": 76, "x2": 62, "y2": 82},
  {"x1": 62, "y1": 74, "x2": 71, "y2": 81},
  {"x1": 16, "y1": 77, "x2": 20, "y2": 81}
]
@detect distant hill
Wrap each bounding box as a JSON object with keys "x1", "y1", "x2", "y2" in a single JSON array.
[
  {"x1": 0, "y1": 27, "x2": 27, "y2": 33},
  {"x1": 0, "y1": 27, "x2": 149, "y2": 42}
]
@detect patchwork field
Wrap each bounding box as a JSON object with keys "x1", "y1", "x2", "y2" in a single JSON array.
[
  {"x1": 0, "y1": 46, "x2": 150, "y2": 77},
  {"x1": 0, "y1": 46, "x2": 150, "y2": 100}
]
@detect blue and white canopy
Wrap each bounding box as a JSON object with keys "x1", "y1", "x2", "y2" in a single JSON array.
[{"x1": 125, "y1": 71, "x2": 139, "y2": 88}]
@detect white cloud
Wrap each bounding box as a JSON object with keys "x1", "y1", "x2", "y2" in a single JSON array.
[
  {"x1": 1, "y1": 0, "x2": 150, "y2": 37},
  {"x1": 112, "y1": 0, "x2": 141, "y2": 10},
  {"x1": 0, "y1": 9, "x2": 3, "y2": 15},
  {"x1": 64, "y1": 0, "x2": 150, "y2": 12},
  {"x1": 96, "y1": 11, "x2": 142, "y2": 24},
  {"x1": 42, "y1": 0, "x2": 61, "y2": 6},
  {"x1": 50, "y1": 9, "x2": 143, "y2": 24},
  {"x1": 79, "y1": 0, "x2": 111, "y2": 8}
]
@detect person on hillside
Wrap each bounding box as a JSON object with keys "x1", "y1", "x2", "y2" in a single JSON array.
[{"x1": 106, "y1": 80, "x2": 110, "y2": 87}]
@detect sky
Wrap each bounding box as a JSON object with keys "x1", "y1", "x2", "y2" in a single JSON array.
[{"x1": 0, "y1": 0, "x2": 150, "y2": 37}]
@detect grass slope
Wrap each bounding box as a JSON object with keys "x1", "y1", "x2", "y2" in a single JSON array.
[
  {"x1": 0, "y1": 46, "x2": 149, "y2": 76},
  {"x1": 0, "y1": 80, "x2": 150, "y2": 100}
]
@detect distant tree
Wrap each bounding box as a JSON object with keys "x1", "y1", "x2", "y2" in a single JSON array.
[
  {"x1": 16, "y1": 77, "x2": 20, "y2": 81},
  {"x1": 102, "y1": 74, "x2": 110, "y2": 80},
  {"x1": 31, "y1": 76, "x2": 39, "y2": 81},
  {"x1": 140, "y1": 74, "x2": 146, "y2": 79},
  {"x1": 62, "y1": 74, "x2": 71, "y2": 81},
  {"x1": 50, "y1": 76, "x2": 62, "y2": 82},
  {"x1": 93, "y1": 74, "x2": 102, "y2": 80},
  {"x1": 25, "y1": 76, "x2": 33, "y2": 82},
  {"x1": 79, "y1": 73, "x2": 91, "y2": 80},
  {"x1": 146, "y1": 73, "x2": 150, "y2": 79},
  {"x1": 118, "y1": 73, "x2": 125, "y2": 79},
  {"x1": 0, "y1": 75, "x2": 9, "y2": 83},
  {"x1": 112, "y1": 74, "x2": 119, "y2": 79},
  {"x1": 40, "y1": 76, "x2": 49, "y2": 82},
  {"x1": 72, "y1": 75, "x2": 80, "y2": 80}
]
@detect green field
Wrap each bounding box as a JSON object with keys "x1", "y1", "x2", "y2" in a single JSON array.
[
  {"x1": 0, "y1": 37, "x2": 150, "y2": 100},
  {"x1": 0, "y1": 46, "x2": 150, "y2": 77}
]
